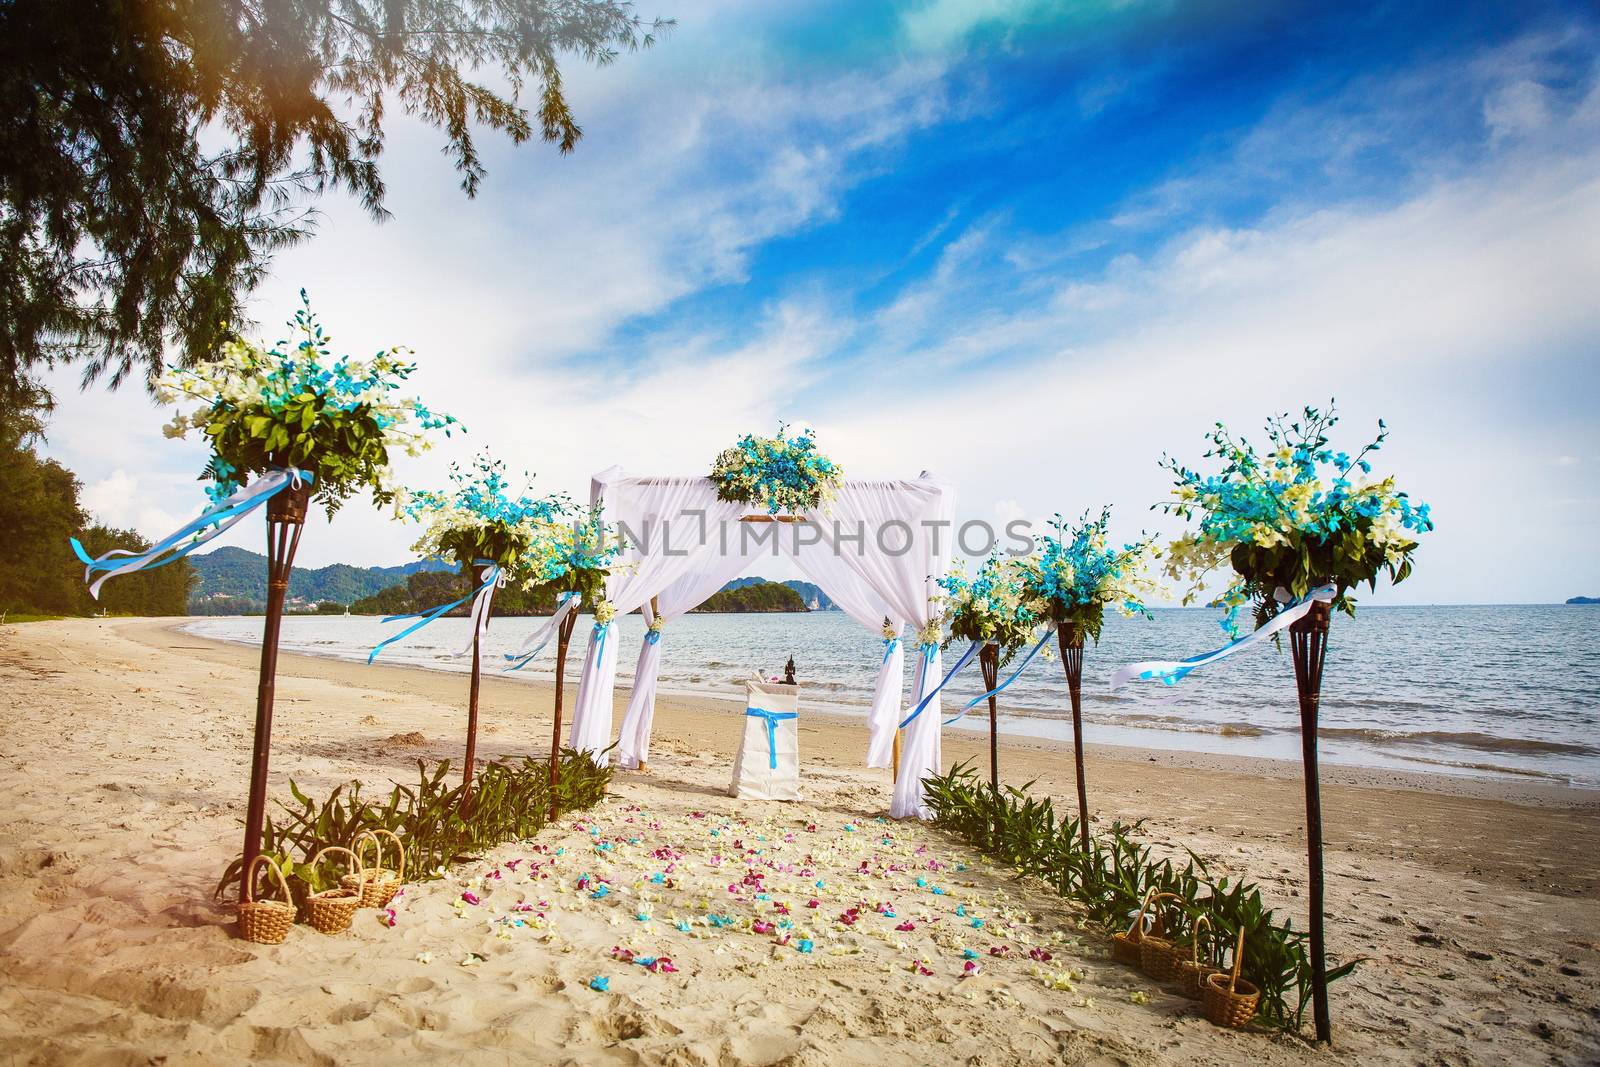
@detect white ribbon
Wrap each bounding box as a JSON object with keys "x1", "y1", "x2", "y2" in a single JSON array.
[
  {"x1": 71, "y1": 468, "x2": 309, "y2": 599},
  {"x1": 1110, "y1": 583, "x2": 1336, "y2": 690},
  {"x1": 460, "y1": 563, "x2": 507, "y2": 657},
  {"x1": 503, "y1": 591, "x2": 582, "y2": 672}
]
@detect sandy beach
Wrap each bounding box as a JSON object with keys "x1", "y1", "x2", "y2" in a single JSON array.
[{"x1": 1, "y1": 617, "x2": 1596, "y2": 1065}]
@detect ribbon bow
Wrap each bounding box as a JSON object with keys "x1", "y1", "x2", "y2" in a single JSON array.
[{"x1": 746, "y1": 706, "x2": 798, "y2": 769}]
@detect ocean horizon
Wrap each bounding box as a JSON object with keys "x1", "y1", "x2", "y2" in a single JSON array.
[{"x1": 183, "y1": 603, "x2": 1600, "y2": 789}]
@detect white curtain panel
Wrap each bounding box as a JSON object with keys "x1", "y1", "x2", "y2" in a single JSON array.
[
  {"x1": 891, "y1": 643, "x2": 944, "y2": 820},
  {"x1": 616, "y1": 536, "x2": 765, "y2": 769},
  {"x1": 784, "y1": 540, "x2": 902, "y2": 769},
  {"x1": 567, "y1": 471, "x2": 743, "y2": 763},
  {"x1": 809, "y1": 476, "x2": 954, "y2": 816}
]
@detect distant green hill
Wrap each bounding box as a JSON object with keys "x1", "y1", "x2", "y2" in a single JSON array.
[
  {"x1": 722, "y1": 576, "x2": 836, "y2": 610},
  {"x1": 189, "y1": 547, "x2": 453, "y2": 613},
  {"x1": 694, "y1": 580, "x2": 807, "y2": 613}
]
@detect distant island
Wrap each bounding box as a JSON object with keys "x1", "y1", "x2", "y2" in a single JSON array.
[
  {"x1": 1567, "y1": 596, "x2": 1600, "y2": 605},
  {"x1": 692, "y1": 580, "x2": 807, "y2": 613}
]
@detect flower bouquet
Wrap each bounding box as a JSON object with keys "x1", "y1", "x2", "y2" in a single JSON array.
[
  {"x1": 74, "y1": 291, "x2": 456, "y2": 911},
  {"x1": 938, "y1": 553, "x2": 1046, "y2": 792},
  {"x1": 709, "y1": 424, "x2": 842, "y2": 514},
  {"x1": 158, "y1": 289, "x2": 458, "y2": 518},
  {"x1": 1159, "y1": 404, "x2": 1430, "y2": 636},
  {"x1": 508, "y1": 502, "x2": 623, "y2": 820},
  {"x1": 1020, "y1": 507, "x2": 1158, "y2": 847},
  {"x1": 372, "y1": 453, "x2": 571, "y2": 787},
  {"x1": 1147, "y1": 402, "x2": 1432, "y2": 1043}
]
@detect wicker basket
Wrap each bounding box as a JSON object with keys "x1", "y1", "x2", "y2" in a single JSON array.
[
  {"x1": 1202, "y1": 928, "x2": 1260, "y2": 1029},
  {"x1": 305, "y1": 846, "x2": 366, "y2": 935},
  {"x1": 343, "y1": 829, "x2": 405, "y2": 908},
  {"x1": 1177, "y1": 915, "x2": 1221, "y2": 1000},
  {"x1": 238, "y1": 854, "x2": 296, "y2": 945},
  {"x1": 1111, "y1": 889, "x2": 1160, "y2": 965},
  {"x1": 1139, "y1": 893, "x2": 1187, "y2": 980}
]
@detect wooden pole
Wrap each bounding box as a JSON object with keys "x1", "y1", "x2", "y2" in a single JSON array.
[
  {"x1": 979, "y1": 644, "x2": 1000, "y2": 793},
  {"x1": 1057, "y1": 625, "x2": 1090, "y2": 851},
  {"x1": 547, "y1": 607, "x2": 580, "y2": 822},
  {"x1": 891, "y1": 729, "x2": 901, "y2": 784},
  {"x1": 462, "y1": 563, "x2": 486, "y2": 791},
  {"x1": 1290, "y1": 597, "x2": 1333, "y2": 1044},
  {"x1": 240, "y1": 479, "x2": 310, "y2": 892}
]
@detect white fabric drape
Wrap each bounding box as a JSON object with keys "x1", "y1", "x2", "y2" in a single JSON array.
[
  {"x1": 811, "y1": 476, "x2": 954, "y2": 817},
  {"x1": 616, "y1": 538, "x2": 765, "y2": 769},
  {"x1": 783, "y1": 543, "x2": 902, "y2": 769},
  {"x1": 567, "y1": 471, "x2": 750, "y2": 764},
  {"x1": 564, "y1": 468, "x2": 955, "y2": 818}
]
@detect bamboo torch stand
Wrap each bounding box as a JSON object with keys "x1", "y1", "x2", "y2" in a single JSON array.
[
  {"x1": 239, "y1": 480, "x2": 310, "y2": 890},
  {"x1": 1290, "y1": 597, "x2": 1333, "y2": 1044}
]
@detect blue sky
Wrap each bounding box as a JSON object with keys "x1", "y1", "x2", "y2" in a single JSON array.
[{"x1": 41, "y1": 0, "x2": 1600, "y2": 603}]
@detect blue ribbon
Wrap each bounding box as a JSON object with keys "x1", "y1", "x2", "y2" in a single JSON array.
[
  {"x1": 503, "y1": 591, "x2": 579, "y2": 672},
  {"x1": 944, "y1": 629, "x2": 1055, "y2": 725},
  {"x1": 746, "y1": 707, "x2": 798, "y2": 769},
  {"x1": 646, "y1": 628, "x2": 662, "y2": 646},
  {"x1": 70, "y1": 469, "x2": 313, "y2": 595},
  {"x1": 881, "y1": 636, "x2": 899, "y2": 664},
  {"x1": 1110, "y1": 583, "x2": 1337, "y2": 690},
  {"x1": 898, "y1": 641, "x2": 980, "y2": 730},
  {"x1": 368, "y1": 560, "x2": 497, "y2": 664}
]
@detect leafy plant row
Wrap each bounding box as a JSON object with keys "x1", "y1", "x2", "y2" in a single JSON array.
[
  {"x1": 924, "y1": 761, "x2": 1358, "y2": 1031},
  {"x1": 216, "y1": 751, "x2": 614, "y2": 915}
]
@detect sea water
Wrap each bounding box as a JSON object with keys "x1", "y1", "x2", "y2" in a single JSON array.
[{"x1": 182, "y1": 605, "x2": 1600, "y2": 787}]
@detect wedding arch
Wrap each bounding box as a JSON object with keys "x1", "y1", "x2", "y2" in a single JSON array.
[{"x1": 562, "y1": 466, "x2": 955, "y2": 819}]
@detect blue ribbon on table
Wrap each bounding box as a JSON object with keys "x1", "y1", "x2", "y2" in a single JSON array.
[
  {"x1": 503, "y1": 591, "x2": 580, "y2": 672},
  {"x1": 368, "y1": 560, "x2": 499, "y2": 664},
  {"x1": 1109, "y1": 583, "x2": 1337, "y2": 690},
  {"x1": 70, "y1": 469, "x2": 312, "y2": 599},
  {"x1": 943, "y1": 629, "x2": 1055, "y2": 725},
  {"x1": 898, "y1": 640, "x2": 980, "y2": 730},
  {"x1": 746, "y1": 706, "x2": 799, "y2": 769}
]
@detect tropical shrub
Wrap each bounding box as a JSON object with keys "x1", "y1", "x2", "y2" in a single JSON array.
[
  {"x1": 217, "y1": 750, "x2": 613, "y2": 915},
  {"x1": 924, "y1": 761, "x2": 1359, "y2": 1031}
]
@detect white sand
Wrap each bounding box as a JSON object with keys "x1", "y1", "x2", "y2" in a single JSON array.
[{"x1": 1, "y1": 618, "x2": 1596, "y2": 1065}]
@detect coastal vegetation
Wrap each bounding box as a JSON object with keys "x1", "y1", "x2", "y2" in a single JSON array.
[
  {"x1": 218, "y1": 751, "x2": 613, "y2": 915},
  {"x1": 1, "y1": 0, "x2": 669, "y2": 407},
  {"x1": 925, "y1": 761, "x2": 1357, "y2": 1033},
  {"x1": 0, "y1": 396, "x2": 193, "y2": 617},
  {"x1": 693, "y1": 580, "x2": 808, "y2": 613}
]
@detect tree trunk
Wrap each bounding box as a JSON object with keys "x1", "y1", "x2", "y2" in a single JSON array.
[
  {"x1": 1057, "y1": 625, "x2": 1090, "y2": 852},
  {"x1": 979, "y1": 644, "x2": 1000, "y2": 794},
  {"x1": 240, "y1": 480, "x2": 310, "y2": 893},
  {"x1": 1290, "y1": 598, "x2": 1333, "y2": 1044},
  {"x1": 547, "y1": 609, "x2": 580, "y2": 822}
]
